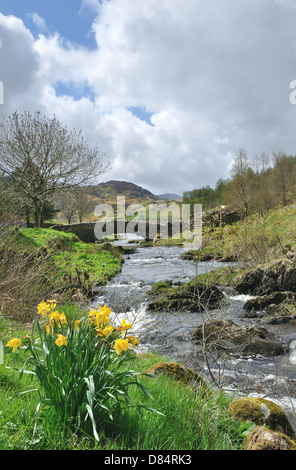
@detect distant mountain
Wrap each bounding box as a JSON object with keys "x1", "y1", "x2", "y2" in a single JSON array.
[
  {"x1": 158, "y1": 193, "x2": 182, "y2": 201},
  {"x1": 84, "y1": 180, "x2": 161, "y2": 205}
]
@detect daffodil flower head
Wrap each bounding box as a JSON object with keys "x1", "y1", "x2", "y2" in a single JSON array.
[
  {"x1": 116, "y1": 318, "x2": 133, "y2": 334},
  {"x1": 6, "y1": 338, "x2": 22, "y2": 352},
  {"x1": 88, "y1": 306, "x2": 111, "y2": 328},
  {"x1": 96, "y1": 324, "x2": 114, "y2": 337},
  {"x1": 47, "y1": 299, "x2": 57, "y2": 309},
  {"x1": 114, "y1": 338, "x2": 130, "y2": 355},
  {"x1": 37, "y1": 301, "x2": 51, "y2": 318},
  {"x1": 74, "y1": 319, "x2": 81, "y2": 330},
  {"x1": 55, "y1": 334, "x2": 67, "y2": 347},
  {"x1": 126, "y1": 335, "x2": 140, "y2": 348},
  {"x1": 48, "y1": 311, "x2": 67, "y2": 327}
]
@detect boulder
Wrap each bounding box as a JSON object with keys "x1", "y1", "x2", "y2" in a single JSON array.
[
  {"x1": 229, "y1": 397, "x2": 295, "y2": 438},
  {"x1": 145, "y1": 361, "x2": 206, "y2": 391},
  {"x1": 235, "y1": 259, "x2": 296, "y2": 296},
  {"x1": 147, "y1": 279, "x2": 224, "y2": 312},
  {"x1": 243, "y1": 291, "x2": 296, "y2": 312},
  {"x1": 243, "y1": 426, "x2": 296, "y2": 450},
  {"x1": 192, "y1": 319, "x2": 284, "y2": 357}
]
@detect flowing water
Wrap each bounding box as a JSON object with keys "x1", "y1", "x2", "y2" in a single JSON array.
[{"x1": 89, "y1": 238, "x2": 296, "y2": 426}]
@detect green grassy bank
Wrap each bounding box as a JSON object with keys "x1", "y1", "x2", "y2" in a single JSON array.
[
  {"x1": 0, "y1": 304, "x2": 245, "y2": 451},
  {"x1": 0, "y1": 227, "x2": 122, "y2": 321},
  {"x1": 200, "y1": 205, "x2": 296, "y2": 265}
]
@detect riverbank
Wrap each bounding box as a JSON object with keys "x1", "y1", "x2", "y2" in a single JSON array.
[
  {"x1": 182, "y1": 205, "x2": 296, "y2": 318},
  {"x1": 2, "y1": 218, "x2": 296, "y2": 450},
  {"x1": 0, "y1": 300, "x2": 246, "y2": 452},
  {"x1": 0, "y1": 227, "x2": 123, "y2": 321},
  {"x1": 0, "y1": 229, "x2": 252, "y2": 450}
]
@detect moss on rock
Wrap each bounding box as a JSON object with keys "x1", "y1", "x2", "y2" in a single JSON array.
[
  {"x1": 147, "y1": 279, "x2": 224, "y2": 312},
  {"x1": 229, "y1": 397, "x2": 295, "y2": 438},
  {"x1": 145, "y1": 361, "x2": 206, "y2": 391},
  {"x1": 243, "y1": 426, "x2": 296, "y2": 450}
]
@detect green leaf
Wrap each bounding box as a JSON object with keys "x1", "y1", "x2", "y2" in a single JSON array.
[{"x1": 85, "y1": 404, "x2": 100, "y2": 442}]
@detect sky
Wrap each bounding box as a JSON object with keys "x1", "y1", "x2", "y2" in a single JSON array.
[{"x1": 1, "y1": 0, "x2": 296, "y2": 196}]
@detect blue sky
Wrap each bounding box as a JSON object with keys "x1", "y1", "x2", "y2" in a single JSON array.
[
  {"x1": 1, "y1": 1, "x2": 296, "y2": 195},
  {"x1": 0, "y1": 0, "x2": 97, "y2": 48},
  {"x1": 0, "y1": 1, "x2": 155, "y2": 120}
]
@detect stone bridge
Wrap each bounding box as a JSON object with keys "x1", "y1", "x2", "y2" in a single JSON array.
[{"x1": 49, "y1": 219, "x2": 192, "y2": 243}]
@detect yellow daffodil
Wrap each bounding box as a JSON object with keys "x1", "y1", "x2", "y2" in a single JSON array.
[
  {"x1": 58, "y1": 312, "x2": 67, "y2": 325},
  {"x1": 49, "y1": 310, "x2": 60, "y2": 323},
  {"x1": 114, "y1": 338, "x2": 129, "y2": 355},
  {"x1": 22, "y1": 335, "x2": 31, "y2": 341},
  {"x1": 37, "y1": 301, "x2": 51, "y2": 318},
  {"x1": 127, "y1": 335, "x2": 140, "y2": 348},
  {"x1": 88, "y1": 308, "x2": 97, "y2": 319},
  {"x1": 48, "y1": 311, "x2": 67, "y2": 327},
  {"x1": 47, "y1": 299, "x2": 57, "y2": 309},
  {"x1": 6, "y1": 338, "x2": 22, "y2": 352},
  {"x1": 116, "y1": 318, "x2": 132, "y2": 334},
  {"x1": 88, "y1": 308, "x2": 110, "y2": 328},
  {"x1": 99, "y1": 304, "x2": 111, "y2": 315},
  {"x1": 95, "y1": 312, "x2": 110, "y2": 327},
  {"x1": 55, "y1": 334, "x2": 67, "y2": 347},
  {"x1": 74, "y1": 319, "x2": 81, "y2": 330},
  {"x1": 96, "y1": 324, "x2": 114, "y2": 337}
]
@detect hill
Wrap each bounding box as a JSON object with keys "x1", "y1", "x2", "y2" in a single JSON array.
[
  {"x1": 158, "y1": 193, "x2": 182, "y2": 201},
  {"x1": 84, "y1": 180, "x2": 161, "y2": 205}
]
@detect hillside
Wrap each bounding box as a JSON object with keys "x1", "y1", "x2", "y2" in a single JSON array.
[
  {"x1": 84, "y1": 180, "x2": 161, "y2": 205},
  {"x1": 158, "y1": 193, "x2": 182, "y2": 201}
]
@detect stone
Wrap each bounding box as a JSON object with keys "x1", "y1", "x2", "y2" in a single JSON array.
[
  {"x1": 243, "y1": 426, "x2": 296, "y2": 450},
  {"x1": 243, "y1": 291, "x2": 296, "y2": 311},
  {"x1": 145, "y1": 361, "x2": 206, "y2": 391},
  {"x1": 235, "y1": 259, "x2": 296, "y2": 296},
  {"x1": 147, "y1": 279, "x2": 224, "y2": 312},
  {"x1": 192, "y1": 319, "x2": 284, "y2": 357},
  {"x1": 229, "y1": 397, "x2": 295, "y2": 438}
]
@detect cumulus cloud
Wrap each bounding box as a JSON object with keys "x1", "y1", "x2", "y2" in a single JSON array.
[{"x1": 1, "y1": 1, "x2": 296, "y2": 194}]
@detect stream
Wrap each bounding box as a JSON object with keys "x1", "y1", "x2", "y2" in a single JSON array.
[{"x1": 89, "y1": 238, "x2": 296, "y2": 426}]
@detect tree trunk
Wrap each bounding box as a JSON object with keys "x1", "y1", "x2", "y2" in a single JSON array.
[{"x1": 33, "y1": 200, "x2": 42, "y2": 228}]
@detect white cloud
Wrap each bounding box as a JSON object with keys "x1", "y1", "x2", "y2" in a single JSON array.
[
  {"x1": 28, "y1": 12, "x2": 48, "y2": 32},
  {"x1": 1, "y1": 1, "x2": 296, "y2": 195}
]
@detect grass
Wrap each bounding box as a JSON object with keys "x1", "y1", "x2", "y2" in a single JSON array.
[
  {"x1": 0, "y1": 307, "x2": 244, "y2": 450},
  {"x1": 0, "y1": 227, "x2": 123, "y2": 320},
  {"x1": 9, "y1": 228, "x2": 122, "y2": 284},
  {"x1": 197, "y1": 204, "x2": 296, "y2": 267},
  {"x1": 52, "y1": 240, "x2": 122, "y2": 286},
  {"x1": 8, "y1": 227, "x2": 77, "y2": 251}
]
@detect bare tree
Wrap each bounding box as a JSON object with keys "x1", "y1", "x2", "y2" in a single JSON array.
[
  {"x1": 73, "y1": 187, "x2": 94, "y2": 223},
  {"x1": 56, "y1": 189, "x2": 78, "y2": 224},
  {"x1": 0, "y1": 111, "x2": 110, "y2": 227},
  {"x1": 227, "y1": 148, "x2": 254, "y2": 219},
  {"x1": 252, "y1": 152, "x2": 275, "y2": 215},
  {"x1": 272, "y1": 151, "x2": 294, "y2": 206}
]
